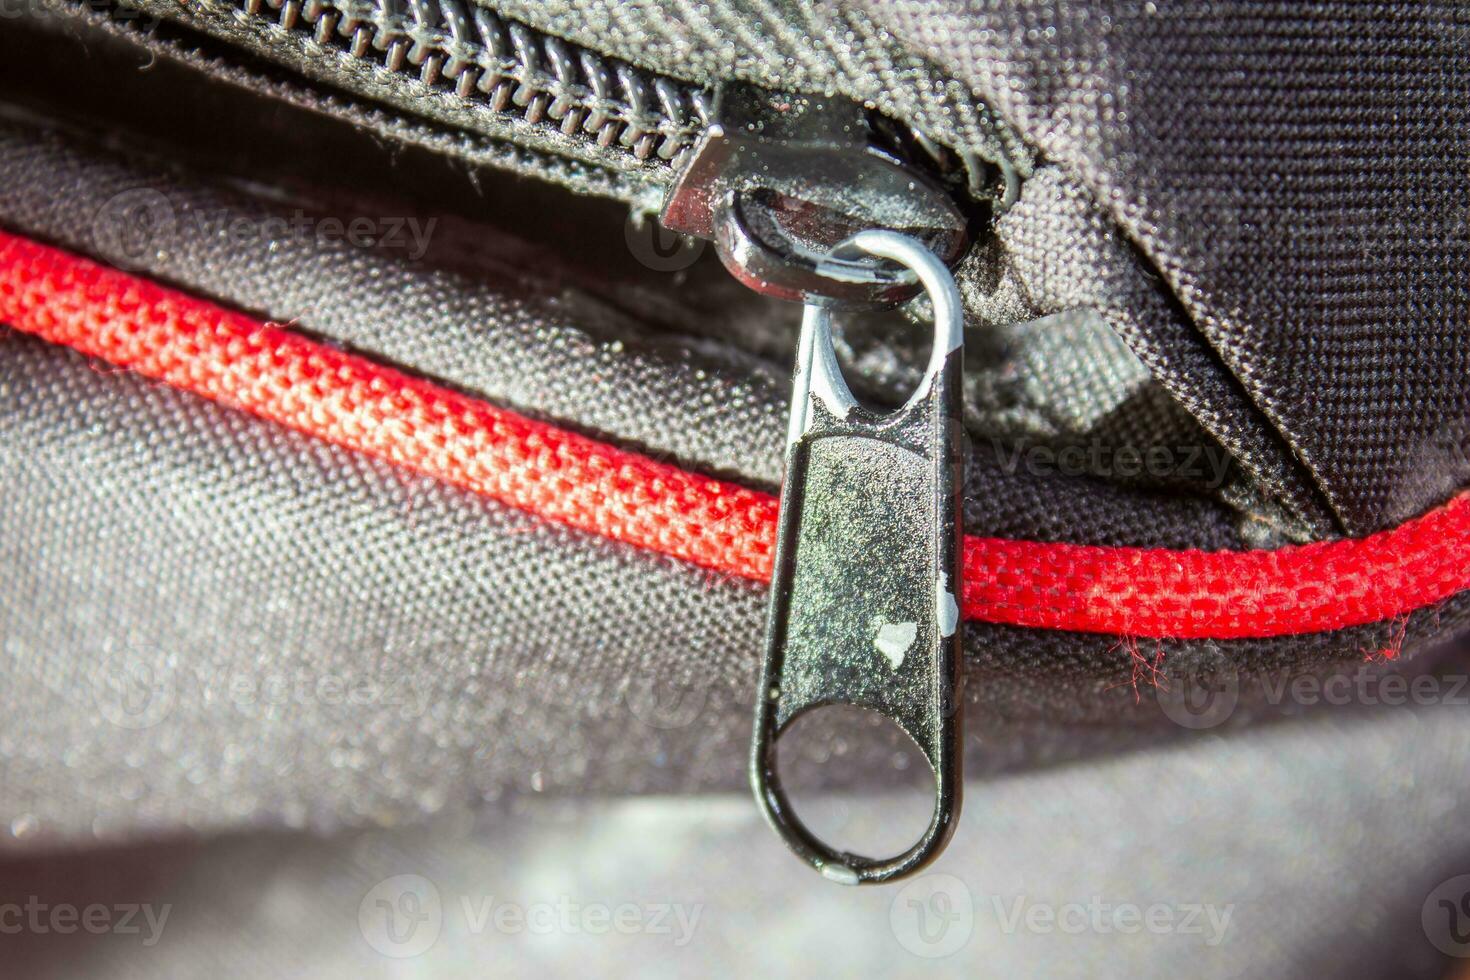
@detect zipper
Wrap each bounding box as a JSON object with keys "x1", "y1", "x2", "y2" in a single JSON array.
[
  {"x1": 659, "y1": 82, "x2": 977, "y2": 307},
  {"x1": 228, "y1": 0, "x2": 998, "y2": 188},
  {"x1": 36, "y1": 0, "x2": 1415, "y2": 880},
  {"x1": 85, "y1": 0, "x2": 1005, "y2": 309},
  {"x1": 241, "y1": 0, "x2": 716, "y2": 168},
  {"x1": 752, "y1": 232, "x2": 968, "y2": 884},
  {"x1": 25, "y1": 0, "x2": 1464, "y2": 888},
  {"x1": 89, "y1": 0, "x2": 1004, "y2": 238}
]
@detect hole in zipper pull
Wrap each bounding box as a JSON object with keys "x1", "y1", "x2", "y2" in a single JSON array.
[
  {"x1": 751, "y1": 231, "x2": 966, "y2": 885},
  {"x1": 774, "y1": 704, "x2": 937, "y2": 862}
]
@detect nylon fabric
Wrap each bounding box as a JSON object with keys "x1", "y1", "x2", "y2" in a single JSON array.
[{"x1": 5, "y1": 228, "x2": 1470, "y2": 640}]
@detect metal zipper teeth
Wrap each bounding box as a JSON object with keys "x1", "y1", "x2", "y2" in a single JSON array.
[{"x1": 240, "y1": 0, "x2": 713, "y2": 169}]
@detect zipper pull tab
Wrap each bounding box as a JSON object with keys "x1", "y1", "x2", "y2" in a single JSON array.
[{"x1": 752, "y1": 231, "x2": 966, "y2": 885}]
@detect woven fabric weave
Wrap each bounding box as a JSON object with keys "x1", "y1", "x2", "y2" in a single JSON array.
[
  {"x1": 6, "y1": 227, "x2": 1470, "y2": 640},
  {"x1": 0, "y1": 5, "x2": 1467, "y2": 858},
  {"x1": 487, "y1": 0, "x2": 1470, "y2": 534}
]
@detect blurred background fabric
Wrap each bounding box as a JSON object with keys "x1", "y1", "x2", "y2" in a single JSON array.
[{"x1": 5, "y1": 686, "x2": 1470, "y2": 978}]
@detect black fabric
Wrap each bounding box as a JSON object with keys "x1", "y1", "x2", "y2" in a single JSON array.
[
  {"x1": 1, "y1": 7, "x2": 1468, "y2": 976},
  {"x1": 994, "y1": 165, "x2": 1327, "y2": 539},
  {"x1": 0, "y1": 0, "x2": 1467, "y2": 890},
  {"x1": 482, "y1": 0, "x2": 1470, "y2": 535},
  {"x1": 870, "y1": 1, "x2": 1470, "y2": 534}
]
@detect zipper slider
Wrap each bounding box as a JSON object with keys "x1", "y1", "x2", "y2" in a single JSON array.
[
  {"x1": 751, "y1": 231, "x2": 967, "y2": 885},
  {"x1": 659, "y1": 83, "x2": 970, "y2": 310}
]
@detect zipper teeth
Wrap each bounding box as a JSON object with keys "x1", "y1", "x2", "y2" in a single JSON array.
[
  {"x1": 239, "y1": 0, "x2": 712, "y2": 167},
  {"x1": 94, "y1": 0, "x2": 986, "y2": 195}
]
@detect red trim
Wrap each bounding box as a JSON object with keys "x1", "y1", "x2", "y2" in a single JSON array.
[{"x1": 2, "y1": 229, "x2": 1467, "y2": 639}]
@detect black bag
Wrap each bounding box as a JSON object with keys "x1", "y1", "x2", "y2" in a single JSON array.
[{"x1": 2, "y1": 2, "x2": 1468, "y2": 975}]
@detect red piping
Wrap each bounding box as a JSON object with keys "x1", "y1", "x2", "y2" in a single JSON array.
[{"x1": 1, "y1": 229, "x2": 1467, "y2": 640}]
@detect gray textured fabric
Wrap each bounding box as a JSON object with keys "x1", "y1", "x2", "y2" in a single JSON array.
[
  {"x1": 0, "y1": 328, "x2": 766, "y2": 841},
  {"x1": 0, "y1": 112, "x2": 1258, "y2": 549},
  {"x1": 3, "y1": 113, "x2": 1470, "y2": 851},
  {"x1": 0, "y1": 331, "x2": 1289, "y2": 842},
  {"x1": 5, "y1": 698, "x2": 1470, "y2": 978}
]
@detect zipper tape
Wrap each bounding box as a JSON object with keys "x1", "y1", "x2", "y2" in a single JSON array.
[{"x1": 2, "y1": 228, "x2": 1467, "y2": 641}]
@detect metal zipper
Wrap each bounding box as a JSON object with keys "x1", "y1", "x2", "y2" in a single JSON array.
[
  {"x1": 658, "y1": 82, "x2": 977, "y2": 307},
  {"x1": 83, "y1": 0, "x2": 984, "y2": 879},
  {"x1": 752, "y1": 231, "x2": 967, "y2": 885},
  {"x1": 228, "y1": 2, "x2": 977, "y2": 873},
  {"x1": 233, "y1": 0, "x2": 1000, "y2": 184}
]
